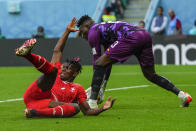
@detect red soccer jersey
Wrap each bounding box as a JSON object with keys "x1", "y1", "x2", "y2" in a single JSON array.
[{"x1": 50, "y1": 62, "x2": 87, "y2": 104}]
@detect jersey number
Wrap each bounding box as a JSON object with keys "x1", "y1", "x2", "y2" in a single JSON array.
[
  {"x1": 111, "y1": 41, "x2": 119, "y2": 48},
  {"x1": 100, "y1": 21, "x2": 121, "y2": 25}
]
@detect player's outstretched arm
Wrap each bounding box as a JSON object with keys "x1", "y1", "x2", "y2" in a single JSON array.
[
  {"x1": 79, "y1": 96, "x2": 116, "y2": 116},
  {"x1": 51, "y1": 17, "x2": 79, "y2": 63}
]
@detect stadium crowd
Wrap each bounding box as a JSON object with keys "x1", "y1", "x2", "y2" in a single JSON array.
[
  {"x1": 0, "y1": 0, "x2": 196, "y2": 39},
  {"x1": 150, "y1": 6, "x2": 196, "y2": 36}
]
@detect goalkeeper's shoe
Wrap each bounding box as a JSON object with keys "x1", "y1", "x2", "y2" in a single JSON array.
[
  {"x1": 178, "y1": 91, "x2": 192, "y2": 107},
  {"x1": 85, "y1": 87, "x2": 98, "y2": 108},
  {"x1": 24, "y1": 108, "x2": 37, "y2": 118},
  {"x1": 15, "y1": 39, "x2": 37, "y2": 56},
  {"x1": 85, "y1": 87, "x2": 104, "y2": 104},
  {"x1": 88, "y1": 99, "x2": 98, "y2": 109},
  {"x1": 85, "y1": 87, "x2": 91, "y2": 101},
  {"x1": 97, "y1": 86, "x2": 105, "y2": 104},
  {"x1": 98, "y1": 80, "x2": 107, "y2": 104}
]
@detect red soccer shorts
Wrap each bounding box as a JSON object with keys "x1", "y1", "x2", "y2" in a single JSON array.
[
  {"x1": 24, "y1": 80, "x2": 78, "y2": 117},
  {"x1": 24, "y1": 80, "x2": 52, "y2": 109}
]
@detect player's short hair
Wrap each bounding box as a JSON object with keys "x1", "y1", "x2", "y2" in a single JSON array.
[
  {"x1": 64, "y1": 57, "x2": 82, "y2": 73},
  {"x1": 77, "y1": 15, "x2": 92, "y2": 27}
]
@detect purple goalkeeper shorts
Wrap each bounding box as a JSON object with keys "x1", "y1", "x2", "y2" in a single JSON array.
[{"x1": 105, "y1": 30, "x2": 154, "y2": 67}]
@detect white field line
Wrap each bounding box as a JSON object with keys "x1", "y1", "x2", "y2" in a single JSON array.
[
  {"x1": 0, "y1": 84, "x2": 195, "y2": 103},
  {"x1": 79, "y1": 72, "x2": 196, "y2": 76},
  {"x1": 0, "y1": 98, "x2": 23, "y2": 103},
  {"x1": 111, "y1": 72, "x2": 196, "y2": 75},
  {"x1": 0, "y1": 85, "x2": 148, "y2": 103},
  {"x1": 105, "y1": 85, "x2": 149, "y2": 91},
  {"x1": 176, "y1": 84, "x2": 196, "y2": 87}
]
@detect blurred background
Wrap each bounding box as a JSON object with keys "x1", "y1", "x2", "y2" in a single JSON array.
[{"x1": 0, "y1": 0, "x2": 196, "y2": 66}]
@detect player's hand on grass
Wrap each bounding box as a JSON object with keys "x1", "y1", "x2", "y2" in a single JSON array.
[
  {"x1": 66, "y1": 17, "x2": 79, "y2": 32},
  {"x1": 103, "y1": 96, "x2": 116, "y2": 110}
]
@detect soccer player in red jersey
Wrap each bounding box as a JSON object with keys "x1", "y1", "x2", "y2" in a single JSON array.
[{"x1": 15, "y1": 17, "x2": 116, "y2": 118}]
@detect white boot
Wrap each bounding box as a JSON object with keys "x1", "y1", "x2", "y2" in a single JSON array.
[
  {"x1": 178, "y1": 91, "x2": 192, "y2": 107},
  {"x1": 85, "y1": 87, "x2": 92, "y2": 101},
  {"x1": 88, "y1": 99, "x2": 98, "y2": 109},
  {"x1": 97, "y1": 80, "x2": 107, "y2": 104}
]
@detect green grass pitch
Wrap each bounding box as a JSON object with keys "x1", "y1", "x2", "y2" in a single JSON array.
[{"x1": 0, "y1": 65, "x2": 195, "y2": 131}]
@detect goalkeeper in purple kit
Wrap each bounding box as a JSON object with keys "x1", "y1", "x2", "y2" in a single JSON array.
[{"x1": 77, "y1": 15, "x2": 192, "y2": 108}]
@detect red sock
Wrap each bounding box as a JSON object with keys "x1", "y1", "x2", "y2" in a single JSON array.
[
  {"x1": 25, "y1": 53, "x2": 54, "y2": 74},
  {"x1": 36, "y1": 105, "x2": 77, "y2": 117}
]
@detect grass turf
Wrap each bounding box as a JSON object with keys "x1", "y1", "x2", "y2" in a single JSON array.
[{"x1": 0, "y1": 65, "x2": 195, "y2": 131}]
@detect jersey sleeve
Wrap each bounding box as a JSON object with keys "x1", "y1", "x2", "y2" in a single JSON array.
[
  {"x1": 76, "y1": 85, "x2": 87, "y2": 104},
  {"x1": 54, "y1": 62, "x2": 61, "y2": 70},
  {"x1": 88, "y1": 27, "x2": 102, "y2": 71},
  {"x1": 53, "y1": 62, "x2": 62, "y2": 75}
]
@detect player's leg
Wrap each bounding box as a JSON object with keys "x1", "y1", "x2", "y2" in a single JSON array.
[
  {"x1": 89, "y1": 40, "x2": 134, "y2": 108},
  {"x1": 135, "y1": 30, "x2": 179, "y2": 94},
  {"x1": 136, "y1": 30, "x2": 192, "y2": 107},
  {"x1": 17, "y1": 39, "x2": 58, "y2": 114},
  {"x1": 24, "y1": 81, "x2": 52, "y2": 109},
  {"x1": 24, "y1": 53, "x2": 58, "y2": 91},
  {"x1": 15, "y1": 39, "x2": 55, "y2": 75},
  {"x1": 89, "y1": 54, "x2": 115, "y2": 108},
  {"x1": 16, "y1": 39, "x2": 58, "y2": 91},
  {"x1": 25, "y1": 104, "x2": 80, "y2": 118},
  {"x1": 86, "y1": 62, "x2": 112, "y2": 104},
  {"x1": 141, "y1": 65, "x2": 181, "y2": 95},
  {"x1": 141, "y1": 65, "x2": 192, "y2": 107},
  {"x1": 24, "y1": 74, "x2": 58, "y2": 110}
]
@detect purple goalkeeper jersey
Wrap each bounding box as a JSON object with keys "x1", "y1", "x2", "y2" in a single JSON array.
[
  {"x1": 87, "y1": 21, "x2": 141, "y2": 80},
  {"x1": 88, "y1": 21, "x2": 140, "y2": 64},
  {"x1": 88, "y1": 21, "x2": 138, "y2": 48}
]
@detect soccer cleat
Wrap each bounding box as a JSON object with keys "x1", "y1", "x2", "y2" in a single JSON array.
[
  {"x1": 85, "y1": 87, "x2": 104, "y2": 104},
  {"x1": 24, "y1": 108, "x2": 37, "y2": 118},
  {"x1": 86, "y1": 87, "x2": 99, "y2": 108},
  {"x1": 15, "y1": 39, "x2": 37, "y2": 56},
  {"x1": 98, "y1": 80, "x2": 107, "y2": 104},
  {"x1": 85, "y1": 87, "x2": 91, "y2": 101},
  {"x1": 97, "y1": 86, "x2": 105, "y2": 104},
  {"x1": 88, "y1": 99, "x2": 98, "y2": 109},
  {"x1": 24, "y1": 108, "x2": 32, "y2": 118},
  {"x1": 178, "y1": 91, "x2": 192, "y2": 107},
  {"x1": 85, "y1": 85, "x2": 106, "y2": 104}
]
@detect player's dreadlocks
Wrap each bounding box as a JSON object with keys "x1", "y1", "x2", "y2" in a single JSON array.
[
  {"x1": 77, "y1": 15, "x2": 92, "y2": 27},
  {"x1": 64, "y1": 57, "x2": 82, "y2": 73}
]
